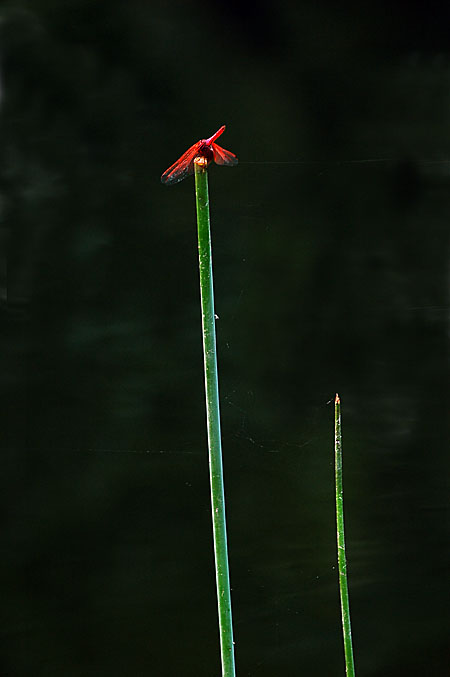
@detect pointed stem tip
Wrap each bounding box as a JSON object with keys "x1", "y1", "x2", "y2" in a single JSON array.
[{"x1": 335, "y1": 393, "x2": 340, "y2": 404}]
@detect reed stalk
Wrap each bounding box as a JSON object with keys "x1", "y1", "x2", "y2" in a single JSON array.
[
  {"x1": 335, "y1": 393, "x2": 356, "y2": 677},
  {"x1": 194, "y1": 157, "x2": 236, "y2": 677}
]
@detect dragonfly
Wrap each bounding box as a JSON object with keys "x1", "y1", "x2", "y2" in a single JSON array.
[{"x1": 161, "y1": 125, "x2": 238, "y2": 185}]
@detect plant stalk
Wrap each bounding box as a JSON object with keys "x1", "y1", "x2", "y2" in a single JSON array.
[
  {"x1": 335, "y1": 394, "x2": 356, "y2": 677},
  {"x1": 194, "y1": 158, "x2": 236, "y2": 677}
]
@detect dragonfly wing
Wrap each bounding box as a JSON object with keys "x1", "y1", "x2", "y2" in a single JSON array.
[
  {"x1": 212, "y1": 143, "x2": 238, "y2": 166},
  {"x1": 161, "y1": 142, "x2": 200, "y2": 185}
]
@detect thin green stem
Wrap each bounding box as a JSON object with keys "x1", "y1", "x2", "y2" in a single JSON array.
[
  {"x1": 194, "y1": 159, "x2": 236, "y2": 677},
  {"x1": 335, "y1": 394, "x2": 356, "y2": 677}
]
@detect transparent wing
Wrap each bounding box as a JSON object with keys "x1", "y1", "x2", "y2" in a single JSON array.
[
  {"x1": 212, "y1": 143, "x2": 238, "y2": 166},
  {"x1": 161, "y1": 142, "x2": 200, "y2": 185}
]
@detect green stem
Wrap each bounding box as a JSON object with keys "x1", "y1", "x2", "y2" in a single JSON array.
[
  {"x1": 335, "y1": 394, "x2": 356, "y2": 677},
  {"x1": 194, "y1": 159, "x2": 236, "y2": 677}
]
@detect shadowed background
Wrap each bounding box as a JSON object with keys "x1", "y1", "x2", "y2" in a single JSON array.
[{"x1": 2, "y1": 1, "x2": 449, "y2": 675}]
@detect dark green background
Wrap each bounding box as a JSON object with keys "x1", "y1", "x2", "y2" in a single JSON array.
[{"x1": 2, "y1": 1, "x2": 449, "y2": 675}]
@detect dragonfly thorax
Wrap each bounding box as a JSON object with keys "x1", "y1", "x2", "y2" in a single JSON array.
[{"x1": 197, "y1": 141, "x2": 214, "y2": 162}]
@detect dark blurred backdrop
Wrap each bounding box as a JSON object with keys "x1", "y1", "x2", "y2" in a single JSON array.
[{"x1": 2, "y1": 1, "x2": 449, "y2": 675}]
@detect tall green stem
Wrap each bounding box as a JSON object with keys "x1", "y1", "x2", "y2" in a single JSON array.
[
  {"x1": 194, "y1": 159, "x2": 236, "y2": 677},
  {"x1": 335, "y1": 394, "x2": 356, "y2": 677}
]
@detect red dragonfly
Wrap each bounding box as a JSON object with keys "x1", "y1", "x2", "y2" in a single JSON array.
[{"x1": 161, "y1": 125, "x2": 238, "y2": 185}]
